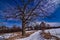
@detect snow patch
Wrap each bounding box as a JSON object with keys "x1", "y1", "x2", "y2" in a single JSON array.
[
  {"x1": 16, "y1": 28, "x2": 60, "y2": 40},
  {"x1": 16, "y1": 31, "x2": 45, "y2": 40},
  {"x1": 0, "y1": 33, "x2": 17, "y2": 39}
]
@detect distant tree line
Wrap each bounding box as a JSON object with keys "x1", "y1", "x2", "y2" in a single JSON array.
[
  {"x1": 0, "y1": 22, "x2": 60, "y2": 34},
  {"x1": 26, "y1": 22, "x2": 60, "y2": 30},
  {"x1": 0, "y1": 25, "x2": 22, "y2": 33}
]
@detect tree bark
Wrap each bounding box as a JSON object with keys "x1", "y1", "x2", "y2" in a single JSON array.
[{"x1": 22, "y1": 20, "x2": 26, "y2": 36}]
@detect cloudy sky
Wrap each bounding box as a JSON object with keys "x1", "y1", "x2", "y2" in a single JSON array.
[{"x1": 0, "y1": 0, "x2": 60, "y2": 27}]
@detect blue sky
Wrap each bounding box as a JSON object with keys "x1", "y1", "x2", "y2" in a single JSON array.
[
  {"x1": 42, "y1": 7, "x2": 60, "y2": 22},
  {"x1": 0, "y1": 0, "x2": 60, "y2": 27}
]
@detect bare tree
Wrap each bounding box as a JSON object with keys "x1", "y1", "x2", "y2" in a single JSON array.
[{"x1": 0, "y1": 0, "x2": 59, "y2": 36}]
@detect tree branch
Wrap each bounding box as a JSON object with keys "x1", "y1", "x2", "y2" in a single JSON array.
[
  {"x1": 13, "y1": 0, "x2": 22, "y2": 12},
  {"x1": 23, "y1": 0, "x2": 34, "y2": 11},
  {"x1": 26, "y1": 0, "x2": 43, "y2": 20}
]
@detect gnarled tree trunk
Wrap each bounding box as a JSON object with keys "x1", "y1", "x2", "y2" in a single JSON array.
[{"x1": 22, "y1": 18, "x2": 26, "y2": 36}]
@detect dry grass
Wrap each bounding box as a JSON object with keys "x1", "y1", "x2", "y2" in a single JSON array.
[
  {"x1": 41, "y1": 31, "x2": 52, "y2": 39},
  {"x1": 6, "y1": 31, "x2": 35, "y2": 40},
  {"x1": 41, "y1": 31, "x2": 60, "y2": 40}
]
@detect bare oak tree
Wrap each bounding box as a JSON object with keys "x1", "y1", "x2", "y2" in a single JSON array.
[{"x1": 1, "y1": 0, "x2": 59, "y2": 36}]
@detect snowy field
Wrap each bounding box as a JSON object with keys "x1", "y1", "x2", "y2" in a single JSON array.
[
  {"x1": 0, "y1": 28, "x2": 60, "y2": 40},
  {"x1": 0, "y1": 33, "x2": 18, "y2": 39},
  {"x1": 16, "y1": 28, "x2": 60, "y2": 40},
  {"x1": 45, "y1": 28, "x2": 60, "y2": 38}
]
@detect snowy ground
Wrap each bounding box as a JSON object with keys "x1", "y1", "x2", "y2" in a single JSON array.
[
  {"x1": 16, "y1": 31, "x2": 45, "y2": 40},
  {"x1": 45, "y1": 28, "x2": 60, "y2": 38},
  {"x1": 0, "y1": 33, "x2": 17, "y2": 39},
  {"x1": 16, "y1": 28, "x2": 60, "y2": 40},
  {"x1": 0, "y1": 30, "x2": 35, "y2": 40},
  {"x1": 0, "y1": 28, "x2": 60, "y2": 40}
]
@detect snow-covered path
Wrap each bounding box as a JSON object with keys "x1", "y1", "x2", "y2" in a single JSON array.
[
  {"x1": 16, "y1": 31, "x2": 45, "y2": 40},
  {"x1": 16, "y1": 28, "x2": 60, "y2": 40}
]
